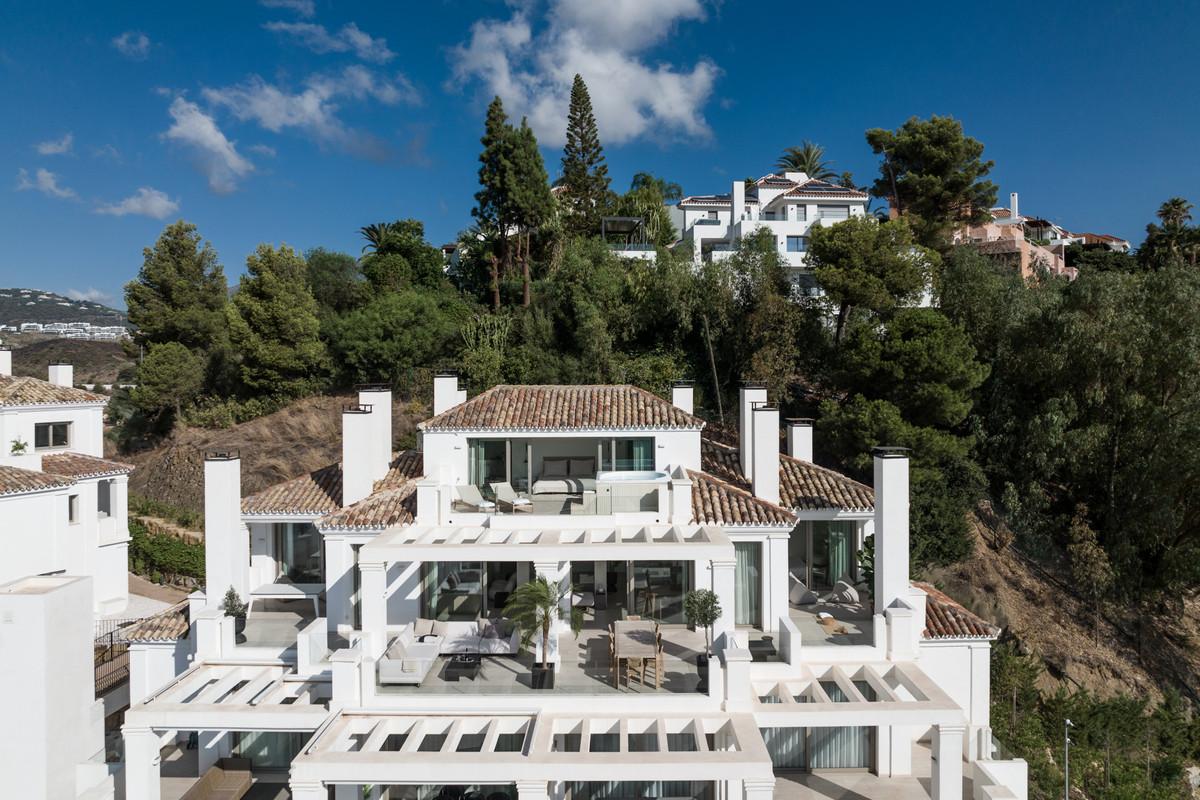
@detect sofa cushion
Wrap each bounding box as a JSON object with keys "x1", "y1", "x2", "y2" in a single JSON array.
[
  {"x1": 432, "y1": 620, "x2": 450, "y2": 638},
  {"x1": 413, "y1": 618, "x2": 434, "y2": 637},
  {"x1": 385, "y1": 638, "x2": 407, "y2": 660}
]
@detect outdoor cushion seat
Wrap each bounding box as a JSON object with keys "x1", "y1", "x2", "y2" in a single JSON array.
[
  {"x1": 788, "y1": 575, "x2": 818, "y2": 606},
  {"x1": 824, "y1": 580, "x2": 860, "y2": 605}
]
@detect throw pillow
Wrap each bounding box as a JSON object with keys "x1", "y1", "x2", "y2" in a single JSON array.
[
  {"x1": 414, "y1": 618, "x2": 434, "y2": 637},
  {"x1": 432, "y1": 620, "x2": 450, "y2": 638}
]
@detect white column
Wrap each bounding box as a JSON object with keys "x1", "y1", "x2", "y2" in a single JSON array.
[
  {"x1": 359, "y1": 560, "x2": 387, "y2": 656},
  {"x1": 122, "y1": 727, "x2": 162, "y2": 800},
  {"x1": 291, "y1": 780, "x2": 327, "y2": 800},
  {"x1": 738, "y1": 385, "x2": 768, "y2": 481},
  {"x1": 670, "y1": 470, "x2": 693, "y2": 524},
  {"x1": 968, "y1": 642, "x2": 992, "y2": 758},
  {"x1": 765, "y1": 534, "x2": 789, "y2": 633},
  {"x1": 931, "y1": 724, "x2": 965, "y2": 800},
  {"x1": 516, "y1": 779, "x2": 550, "y2": 800},
  {"x1": 0, "y1": 347, "x2": 10, "y2": 376},
  {"x1": 786, "y1": 418, "x2": 813, "y2": 461},
  {"x1": 357, "y1": 385, "x2": 393, "y2": 482},
  {"x1": 743, "y1": 777, "x2": 775, "y2": 800},
  {"x1": 324, "y1": 537, "x2": 355, "y2": 634},
  {"x1": 876, "y1": 724, "x2": 914, "y2": 777},
  {"x1": 709, "y1": 557, "x2": 737, "y2": 645},
  {"x1": 671, "y1": 381, "x2": 694, "y2": 414},
  {"x1": 197, "y1": 730, "x2": 224, "y2": 775},
  {"x1": 336, "y1": 784, "x2": 359, "y2": 800}
]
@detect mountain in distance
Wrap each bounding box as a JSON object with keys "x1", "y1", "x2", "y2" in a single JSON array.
[{"x1": 0, "y1": 287, "x2": 128, "y2": 327}]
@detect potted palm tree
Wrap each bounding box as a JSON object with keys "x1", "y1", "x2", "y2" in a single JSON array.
[
  {"x1": 684, "y1": 589, "x2": 721, "y2": 691},
  {"x1": 502, "y1": 576, "x2": 582, "y2": 689}
]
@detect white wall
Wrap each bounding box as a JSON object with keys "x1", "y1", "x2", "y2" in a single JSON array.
[
  {"x1": 0, "y1": 404, "x2": 105, "y2": 458},
  {"x1": 0, "y1": 487, "x2": 70, "y2": 585},
  {"x1": 920, "y1": 639, "x2": 993, "y2": 750},
  {"x1": 0, "y1": 575, "x2": 103, "y2": 799}
]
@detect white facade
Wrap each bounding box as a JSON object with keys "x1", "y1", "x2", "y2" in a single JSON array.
[{"x1": 124, "y1": 378, "x2": 1025, "y2": 800}]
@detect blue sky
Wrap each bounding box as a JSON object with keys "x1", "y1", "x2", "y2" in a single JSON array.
[{"x1": 1, "y1": 0, "x2": 1197, "y2": 308}]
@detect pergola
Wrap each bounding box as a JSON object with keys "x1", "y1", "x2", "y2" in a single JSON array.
[
  {"x1": 123, "y1": 662, "x2": 332, "y2": 800},
  {"x1": 288, "y1": 710, "x2": 775, "y2": 800}
]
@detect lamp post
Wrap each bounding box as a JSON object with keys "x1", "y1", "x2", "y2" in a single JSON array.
[{"x1": 1064, "y1": 718, "x2": 1074, "y2": 800}]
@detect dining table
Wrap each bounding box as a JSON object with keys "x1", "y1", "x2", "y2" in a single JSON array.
[{"x1": 612, "y1": 620, "x2": 658, "y2": 688}]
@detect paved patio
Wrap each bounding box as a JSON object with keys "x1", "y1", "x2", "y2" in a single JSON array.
[
  {"x1": 773, "y1": 742, "x2": 971, "y2": 799},
  {"x1": 159, "y1": 744, "x2": 291, "y2": 800},
  {"x1": 788, "y1": 603, "x2": 874, "y2": 646}
]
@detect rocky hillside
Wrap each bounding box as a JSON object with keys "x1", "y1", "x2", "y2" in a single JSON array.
[{"x1": 124, "y1": 394, "x2": 425, "y2": 517}]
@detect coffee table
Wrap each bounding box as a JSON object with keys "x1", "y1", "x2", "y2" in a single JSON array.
[{"x1": 444, "y1": 653, "x2": 481, "y2": 681}]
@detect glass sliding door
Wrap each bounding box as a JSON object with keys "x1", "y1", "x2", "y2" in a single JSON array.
[
  {"x1": 761, "y1": 727, "x2": 806, "y2": 770},
  {"x1": 423, "y1": 562, "x2": 484, "y2": 621},
  {"x1": 630, "y1": 561, "x2": 689, "y2": 623},
  {"x1": 734, "y1": 541, "x2": 762, "y2": 627},
  {"x1": 273, "y1": 522, "x2": 323, "y2": 583},
  {"x1": 468, "y1": 440, "x2": 508, "y2": 487},
  {"x1": 809, "y1": 725, "x2": 871, "y2": 769},
  {"x1": 613, "y1": 438, "x2": 654, "y2": 471},
  {"x1": 810, "y1": 521, "x2": 857, "y2": 590}
]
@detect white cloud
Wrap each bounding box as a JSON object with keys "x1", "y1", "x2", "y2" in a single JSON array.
[
  {"x1": 91, "y1": 144, "x2": 122, "y2": 162},
  {"x1": 67, "y1": 288, "x2": 113, "y2": 303},
  {"x1": 448, "y1": 0, "x2": 718, "y2": 147},
  {"x1": 265, "y1": 21, "x2": 394, "y2": 63},
  {"x1": 112, "y1": 31, "x2": 150, "y2": 60},
  {"x1": 202, "y1": 66, "x2": 419, "y2": 157},
  {"x1": 36, "y1": 133, "x2": 73, "y2": 155},
  {"x1": 15, "y1": 167, "x2": 77, "y2": 199},
  {"x1": 248, "y1": 143, "x2": 277, "y2": 157},
  {"x1": 163, "y1": 97, "x2": 254, "y2": 193},
  {"x1": 95, "y1": 187, "x2": 180, "y2": 219},
  {"x1": 259, "y1": 0, "x2": 314, "y2": 17}
]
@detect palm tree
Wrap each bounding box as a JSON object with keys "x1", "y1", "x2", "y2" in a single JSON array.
[
  {"x1": 359, "y1": 222, "x2": 397, "y2": 254},
  {"x1": 502, "y1": 576, "x2": 582, "y2": 672},
  {"x1": 775, "y1": 141, "x2": 836, "y2": 180},
  {"x1": 630, "y1": 172, "x2": 683, "y2": 202},
  {"x1": 1157, "y1": 197, "x2": 1194, "y2": 228}
]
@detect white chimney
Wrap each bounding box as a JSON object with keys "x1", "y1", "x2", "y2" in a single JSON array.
[
  {"x1": 0, "y1": 347, "x2": 10, "y2": 377},
  {"x1": 738, "y1": 383, "x2": 767, "y2": 481},
  {"x1": 873, "y1": 447, "x2": 910, "y2": 614},
  {"x1": 204, "y1": 451, "x2": 247, "y2": 606},
  {"x1": 433, "y1": 371, "x2": 466, "y2": 417},
  {"x1": 783, "y1": 171, "x2": 809, "y2": 184},
  {"x1": 786, "y1": 418, "x2": 813, "y2": 462},
  {"x1": 342, "y1": 404, "x2": 374, "y2": 507},
  {"x1": 671, "y1": 381, "x2": 694, "y2": 415},
  {"x1": 1010, "y1": 191, "x2": 1019, "y2": 220},
  {"x1": 731, "y1": 179, "x2": 746, "y2": 222},
  {"x1": 47, "y1": 363, "x2": 73, "y2": 387},
  {"x1": 357, "y1": 384, "x2": 393, "y2": 482},
  {"x1": 751, "y1": 403, "x2": 780, "y2": 505}
]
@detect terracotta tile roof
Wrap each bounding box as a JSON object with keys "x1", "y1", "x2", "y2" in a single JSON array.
[
  {"x1": 124, "y1": 601, "x2": 190, "y2": 642},
  {"x1": 241, "y1": 450, "x2": 423, "y2": 517},
  {"x1": 0, "y1": 464, "x2": 74, "y2": 496},
  {"x1": 915, "y1": 582, "x2": 1000, "y2": 640},
  {"x1": 0, "y1": 375, "x2": 107, "y2": 406},
  {"x1": 701, "y1": 438, "x2": 874, "y2": 512},
  {"x1": 318, "y1": 484, "x2": 418, "y2": 531},
  {"x1": 41, "y1": 453, "x2": 134, "y2": 479},
  {"x1": 420, "y1": 385, "x2": 705, "y2": 432},
  {"x1": 688, "y1": 469, "x2": 796, "y2": 527}
]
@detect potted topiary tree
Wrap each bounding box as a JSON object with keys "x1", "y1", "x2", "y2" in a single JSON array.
[
  {"x1": 502, "y1": 576, "x2": 582, "y2": 689},
  {"x1": 684, "y1": 588, "x2": 721, "y2": 691},
  {"x1": 222, "y1": 586, "x2": 248, "y2": 641}
]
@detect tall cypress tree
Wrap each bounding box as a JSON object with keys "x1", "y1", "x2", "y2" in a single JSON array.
[
  {"x1": 473, "y1": 96, "x2": 517, "y2": 271},
  {"x1": 510, "y1": 119, "x2": 553, "y2": 305},
  {"x1": 560, "y1": 74, "x2": 611, "y2": 237}
]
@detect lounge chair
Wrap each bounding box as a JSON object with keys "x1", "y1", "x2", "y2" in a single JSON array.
[
  {"x1": 490, "y1": 482, "x2": 533, "y2": 513},
  {"x1": 457, "y1": 485, "x2": 496, "y2": 512}
]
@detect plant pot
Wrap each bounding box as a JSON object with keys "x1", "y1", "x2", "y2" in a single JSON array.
[
  {"x1": 695, "y1": 653, "x2": 710, "y2": 692},
  {"x1": 532, "y1": 663, "x2": 556, "y2": 689},
  {"x1": 233, "y1": 614, "x2": 246, "y2": 643}
]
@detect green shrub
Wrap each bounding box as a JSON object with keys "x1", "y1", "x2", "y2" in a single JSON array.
[
  {"x1": 128, "y1": 520, "x2": 205, "y2": 583},
  {"x1": 129, "y1": 493, "x2": 203, "y2": 530}
]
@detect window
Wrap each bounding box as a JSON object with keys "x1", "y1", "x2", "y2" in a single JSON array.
[
  {"x1": 613, "y1": 438, "x2": 653, "y2": 471},
  {"x1": 786, "y1": 236, "x2": 807, "y2": 253},
  {"x1": 34, "y1": 422, "x2": 70, "y2": 449},
  {"x1": 273, "y1": 522, "x2": 322, "y2": 583},
  {"x1": 818, "y1": 205, "x2": 850, "y2": 220},
  {"x1": 468, "y1": 440, "x2": 507, "y2": 486},
  {"x1": 68, "y1": 494, "x2": 79, "y2": 524},
  {"x1": 97, "y1": 480, "x2": 112, "y2": 517}
]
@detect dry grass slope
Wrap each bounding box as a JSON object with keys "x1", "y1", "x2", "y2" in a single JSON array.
[
  {"x1": 126, "y1": 394, "x2": 424, "y2": 517},
  {"x1": 11, "y1": 338, "x2": 134, "y2": 385}
]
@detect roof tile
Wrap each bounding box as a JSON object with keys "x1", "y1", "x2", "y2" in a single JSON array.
[
  {"x1": 0, "y1": 465, "x2": 74, "y2": 496},
  {"x1": 41, "y1": 453, "x2": 134, "y2": 479},
  {"x1": 124, "y1": 601, "x2": 190, "y2": 642},
  {"x1": 701, "y1": 438, "x2": 873, "y2": 512},
  {"x1": 241, "y1": 450, "x2": 422, "y2": 517},
  {"x1": 915, "y1": 582, "x2": 1000, "y2": 640},
  {"x1": 0, "y1": 375, "x2": 107, "y2": 407},
  {"x1": 688, "y1": 469, "x2": 796, "y2": 527}
]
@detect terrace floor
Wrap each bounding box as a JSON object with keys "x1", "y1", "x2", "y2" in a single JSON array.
[
  {"x1": 787, "y1": 603, "x2": 874, "y2": 647},
  {"x1": 380, "y1": 610, "x2": 708, "y2": 695},
  {"x1": 159, "y1": 744, "x2": 290, "y2": 800}
]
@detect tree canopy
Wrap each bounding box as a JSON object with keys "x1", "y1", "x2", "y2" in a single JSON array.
[{"x1": 560, "y1": 74, "x2": 612, "y2": 237}]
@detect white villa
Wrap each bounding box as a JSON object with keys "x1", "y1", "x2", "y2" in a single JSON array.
[
  {"x1": 121, "y1": 374, "x2": 1026, "y2": 800},
  {"x1": 673, "y1": 173, "x2": 869, "y2": 289}
]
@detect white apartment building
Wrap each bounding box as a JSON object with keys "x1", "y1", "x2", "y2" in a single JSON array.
[
  {"x1": 0, "y1": 351, "x2": 131, "y2": 615},
  {"x1": 674, "y1": 173, "x2": 869, "y2": 289},
  {"x1": 123, "y1": 375, "x2": 1026, "y2": 800}
]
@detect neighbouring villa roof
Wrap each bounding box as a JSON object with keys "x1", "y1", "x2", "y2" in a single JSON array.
[
  {"x1": 124, "y1": 601, "x2": 190, "y2": 642},
  {"x1": 419, "y1": 384, "x2": 706, "y2": 432},
  {"x1": 0, "y1": 464, "x2": 75, "y2": 497},
  {"x1": 678, "y1": 175, "x2": 867, "y2": 208},
  {"x1": 318, "y1": 484, "x2": 418, "y2": 531},
  {"x1": 782, "y1": 180, "x2": 868, "y2": 200},
  {"x1": 40, "y1": 452, "x2": 134, "y2": 479},
  {"x1": 915, "y1": 582, "x2": 1000, "y2": 640},
  {"x1": 689, "y1": 469, "x2": 796, "y2": 527},
  {"x1": 701, "y1": 438, "x2": 874, "y2": 513},
  {"x1": 241, "y1": 449, "x2": 423, "y2": 518},
  {"x1": 0, "y1": 375, "x2": 108, "y2": 406}
]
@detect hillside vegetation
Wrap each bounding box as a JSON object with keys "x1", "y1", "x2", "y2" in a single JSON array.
[
  {"x1": 0, "y1": 287, "x2": 127, "y2": 326},
  {"x1": 11, "y1": 337, "x2": 134, "y2": 384}
]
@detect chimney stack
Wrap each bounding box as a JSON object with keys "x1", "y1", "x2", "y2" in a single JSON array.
[
  {"x1": 731, "y1": 179, "x2": 746, "y2": 222},
  {"x1": 204, "y1": 450, "x2": 247, "y2": 606},
  {"x1": 342, "y1": 404, "x2": 374, "y2": 507},
  {"x1": 433, "y1": 371, "x2": 467, "y2": 417},
  {"x1": 0, "y1": 346, "x2": 10, "y2": 377},
  {"x1": 752, "y1": 403, "x2": 780, "y2": 504},
  {"x1": 671, "y1": 381, "x2": 694, "y2": 415},
  {"x1": 1010, "y1": 191, "x2": 1019, "y2": 220},
  {"x1": 47, "y1": 362, "x2": 73, "y2": 387},
  {"x1": 786, "y1": 418, "x2": 813, "y2": 462},
  {"x1": 738, "y1": 383, "x2": 767, "y2": 482},
  {"x1": 872, "y1": 447, "x2": 910, "y2": 614},
  {"x1": 357, "y1": 384, "x2": 393, "y2": 482}
]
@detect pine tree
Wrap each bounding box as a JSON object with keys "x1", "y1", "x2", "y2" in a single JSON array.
[
  {"x1": 560, "y1": 74, "x2": 611, "y2": 237},
  {"x1": 227, "y1": 244, "x2": 329, "y2": 398},
  {"x1": 509, "y1": 119, "x2": 554, "y2": 305},
  {"x1": 473, "y1": 97, "x2": 517, "y2": 273}
]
